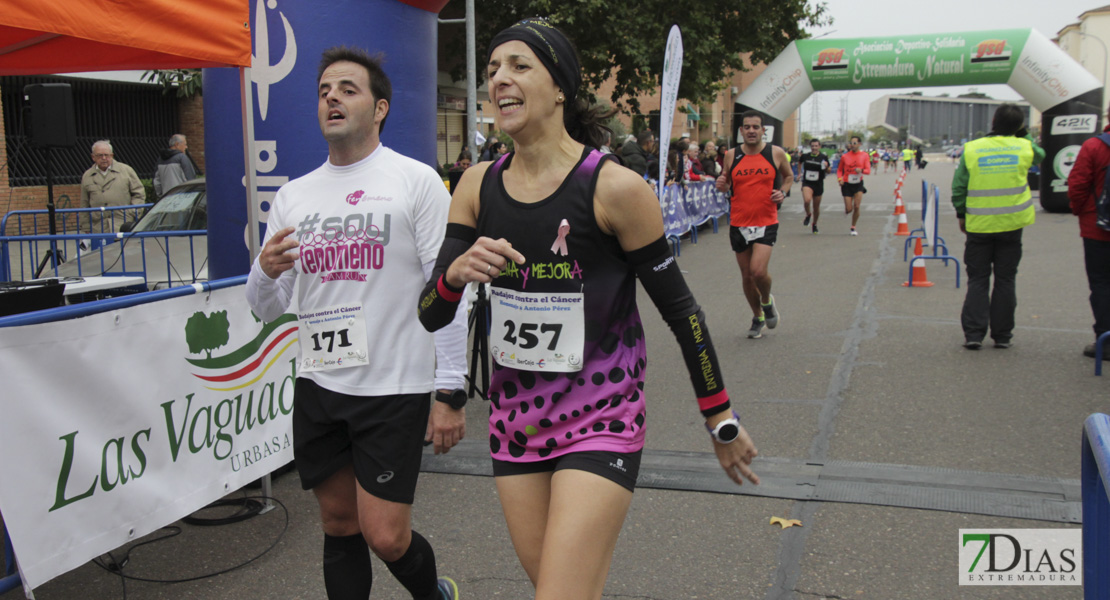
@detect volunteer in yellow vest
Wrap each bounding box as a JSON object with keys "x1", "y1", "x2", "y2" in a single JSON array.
[
  {"x1": 951, "y1": 103, "x2": 1044, "y2": 350},
  {"x1": 901, "y1": 146, "x2": 914, "y2": 172}
]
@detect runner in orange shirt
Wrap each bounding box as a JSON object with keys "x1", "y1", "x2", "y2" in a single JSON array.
[
  {"x1": 715, "y1": 110, "x2": 794, "y2": 338},
  {"x1": 837, "y1": 136, "x2": 871, "y2": 236}
]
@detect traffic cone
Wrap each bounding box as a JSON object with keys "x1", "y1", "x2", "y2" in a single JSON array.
[
  {"x1": 893, "y1": 190, "x2": 905, "y2": 215},
  {"x1": 894, "y1": 211, "x2": 910, "y2": 236},
  {"x1": 902, "y1": 237, "x2": 934, "y2": 287}
]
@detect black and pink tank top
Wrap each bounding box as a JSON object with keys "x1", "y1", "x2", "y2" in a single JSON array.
[{"x1": 477, "y1": 147, "x2": 648, "y2": 462}]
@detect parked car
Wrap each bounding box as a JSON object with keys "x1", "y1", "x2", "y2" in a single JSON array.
[{"x1": 54, "y1": 178, "x2": 207, "y2": 292}]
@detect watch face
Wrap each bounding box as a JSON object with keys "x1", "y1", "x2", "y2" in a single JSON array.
[{"x1": 716, "y1": 422, "x2": 740, "y2": 443}]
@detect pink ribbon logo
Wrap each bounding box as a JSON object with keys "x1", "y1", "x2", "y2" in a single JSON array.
[{"x1": 550, "y1": 219, "x2": 570, "y2": 256}]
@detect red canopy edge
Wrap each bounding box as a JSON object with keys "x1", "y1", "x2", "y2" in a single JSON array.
[{"x1": 0, "y1": 0, "x2": 252, "y2": 75}]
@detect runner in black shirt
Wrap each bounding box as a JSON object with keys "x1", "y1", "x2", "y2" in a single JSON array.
[{"x1": 798, "y1": 139, "x2": 831, "y2": 234}]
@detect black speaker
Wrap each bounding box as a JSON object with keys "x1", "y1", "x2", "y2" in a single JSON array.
[{"x1": 23, "y1": 83, "x2": 76, "y2": 148}]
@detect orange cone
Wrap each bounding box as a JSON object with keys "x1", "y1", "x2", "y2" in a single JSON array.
[
  {"x1": 893, "y1": 190, "x2": 905, "y2": 215},
  {"x1": 902, "y1": 238, "x2": 934, "y2": 287},
  {"x1": 894, "y1": 211, "x2": 910, "y2": 236}
]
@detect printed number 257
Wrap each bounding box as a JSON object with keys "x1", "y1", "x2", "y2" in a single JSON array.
[{"x1": 503, "y1": 321, "x2": 562, "y2": 350}]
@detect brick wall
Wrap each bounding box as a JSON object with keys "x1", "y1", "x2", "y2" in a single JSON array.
[{"x1": 179, "y1": 94, "x2": 205, "y2": 173}]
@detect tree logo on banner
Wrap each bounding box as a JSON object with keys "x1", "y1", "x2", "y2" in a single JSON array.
[
  {"x1": 185, "y1": 311, "x2": 231, "y2": 358},
  {"x1": 185, "y1": 312, "x2": 299, "y2": 392}
]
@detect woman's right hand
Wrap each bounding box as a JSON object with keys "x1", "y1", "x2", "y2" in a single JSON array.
[{"x1": 445, "y1": 236, "x2": 526, "y2": 288}]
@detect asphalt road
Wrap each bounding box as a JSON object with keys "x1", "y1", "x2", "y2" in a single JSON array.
[{"x1": 4, "y1": 159, "x2": 1104, "y2": 599}]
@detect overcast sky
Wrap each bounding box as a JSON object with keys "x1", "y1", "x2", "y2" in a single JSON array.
[{"x1": 801, "y1": 0, "x2": 1105, "y2": 133}]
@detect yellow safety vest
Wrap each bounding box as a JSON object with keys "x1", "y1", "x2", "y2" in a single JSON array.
[
  {"x1": 963, "y1": 136, "x2": 1035, "y2": 233},
  {"x1": 901, "y1": 148, "x2": 913, "y2": 161}
]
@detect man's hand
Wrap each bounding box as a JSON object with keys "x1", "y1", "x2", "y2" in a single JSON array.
[
  {"x1": 770, "y1": 189, "x2": 785, "y2": 206},
  {"x1": 958, "y1": 218, "x2": 967, "y2": 234},
  {"x1": 426, "y1": 396, "x2": 465, "y2": 454},
  {"x1": 713, "y1": 425, "x2": 759, "y2": 486},
  {"x1": 715, "y1": 174, "x2": 729, "y2": 192},
  {"x1": 259, "y1": 226, "x2": 299, "y2": 279}
]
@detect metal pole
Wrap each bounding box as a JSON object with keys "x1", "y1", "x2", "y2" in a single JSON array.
[
  {"x1": 438, "y1": 0, "x2": 478, "y2": 162},
  {"x1": 239, "y1": 65, "x2": 274, "y2": 513},
  {"x1": 465, "y1": 0, "x2": 478, "y2": 161}
]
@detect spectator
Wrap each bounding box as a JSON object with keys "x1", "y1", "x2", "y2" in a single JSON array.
[
  {"x1": 951, "y1": 103, "x2": 1043, "y2": 349},
  {"x1": 80, "y1": 140, "x2": 145, "y2": 233},
  {"x1": 620, "y1": 129, "x2": 654, "y2": 177},
  {"x1": 450, "y1": 149, "x2": 472, "y2": 171},
  {"x1": 700, "y1": 140, "x2": 721, "y2": 177},
  {"x1": 1067, "y1": 102, "x2": 1110, "y2": 361},
  {"x1": 479, "y1": 135, "x2": 500, "y2": 161},
  {"x1": 599, "y1": 130, "x2": 613, "y2": 154},
  {"x1": 153, "y1": 134, "x2": 198, "y2": 198},
  {"x1": 684, "y1": 141, "x2": 705, "y2": 181}
]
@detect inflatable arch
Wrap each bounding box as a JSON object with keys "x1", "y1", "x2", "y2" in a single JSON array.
[{"x1": 734, "y1": 28, "x2": 1103, "y2": 212}]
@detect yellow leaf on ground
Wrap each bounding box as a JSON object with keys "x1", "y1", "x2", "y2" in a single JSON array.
[{"x1": 769, "y1": 516, "x2": 803, "y2": 529}]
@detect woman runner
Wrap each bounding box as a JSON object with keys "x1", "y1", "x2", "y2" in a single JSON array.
[{"x1": 417, "y1": 17, "x2": 758, "y2": 600}]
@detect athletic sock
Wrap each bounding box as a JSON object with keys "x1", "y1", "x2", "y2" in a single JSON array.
[
  {"x1": 323, "y1": 533, "x2": 373, "y2": 600},
  {"x1": 384, "y1": 530, "x2": 439, "y2": 600}
]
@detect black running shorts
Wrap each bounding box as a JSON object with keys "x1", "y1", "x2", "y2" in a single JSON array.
[
  {"x1": 802, "y1": 180, "x2": 824, "y2": 196},
  {"x1": 492, "y1": 449, "x2": 643, "y2": 492},
  {"x1": 729, "y1": 223, "x2": 779, "y2": 253},
  {"x1": 292, "y1": 378, "x2": 430, "y2": 504},
  {"x1": 840, "y1": 181, "x2": 865, "y2": 197}
]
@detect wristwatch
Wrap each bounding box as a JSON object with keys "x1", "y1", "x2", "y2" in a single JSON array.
[
  {"x1": 705, "y1": 411, "x2": 741, "y2": 444},
  {"x1": 435, "y1": 389, "x2": 468, "y2": 410}
]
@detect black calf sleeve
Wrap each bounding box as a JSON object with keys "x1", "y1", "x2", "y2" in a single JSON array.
[
  {"x1": 384, "y1": 530, "x2": 439, "y2": 600},
  {"x1": 419, "y1": 223, "x2": 477, "y2": 332},
  {"x1": 323, "y1": 533, "x2": 372, "y2": 600}
]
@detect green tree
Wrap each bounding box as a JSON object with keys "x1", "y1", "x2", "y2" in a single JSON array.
[
  {"x1": 143, "y1": 69, "x2": 202, "y2": 98},
  {"x1": 444, "y1": 0, "x2": 830, "y2": 114},
  {"x1": 184, "y1": 310, "x2": 231, "y2": 359}
]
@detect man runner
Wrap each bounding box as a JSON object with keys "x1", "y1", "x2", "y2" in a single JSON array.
[
  {"x1": 716, "y1": 110, "x2": 794, "y2": 338},
  {"x1": 246, "y1": 46, "x2": 465, "y2": 600},
  {"x1": 799, "y1": 139, "x2": 831, "y2": 234},
  {"x1": 837, "y1": 135, "x2": 871, "y2": 236}
]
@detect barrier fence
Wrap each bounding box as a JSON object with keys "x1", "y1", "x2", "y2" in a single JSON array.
[
  {"x1": 658, "y1": 180, "x2": 731, "y2": 255},
  {"x1": 0, "y1": 276, "x2": 295, "y2": 594},
  {"x1": 1083, "y1": 413, "x2": 1110, "y2": 597}
]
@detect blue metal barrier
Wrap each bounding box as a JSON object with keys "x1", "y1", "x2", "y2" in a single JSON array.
[
  {"x1": 1, "y1": 518, "x2": 18, "y2": 594},
  {"x1": 1083, "y1": 413, "x2": 1110, "y2": 597},
  {"x1": 1, "y1": 205, "x2": 152, "y2": 281},
  {"x1": 0, "y1": 275, "x2": 246, "y2": 328},
  {"x1": 1096, "y1": 330, "x2": 1110, "y2": 376},
  {"x1": 0, "y1": 230, "x2": 205, "y2": 287}
]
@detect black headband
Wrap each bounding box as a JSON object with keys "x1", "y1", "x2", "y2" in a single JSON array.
[{"x1": 487, "y1": 18, "x2": 580, "y2": 101}]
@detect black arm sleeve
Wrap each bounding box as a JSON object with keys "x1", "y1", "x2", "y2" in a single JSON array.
[
  {"x1": 418, "y1": 223, "x2": 477, "y2": 332},
  {"x1": 628, "y1": 237, "x2": 732, "y2": 417}
]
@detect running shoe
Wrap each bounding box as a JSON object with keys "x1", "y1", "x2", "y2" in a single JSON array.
[
  {"x1": 803, "y1": 214, "x2": 811, "y2": 226},
  {"x1": 850, "y1": 227, "x2": 858, "y2": 236},
  {"x1": 747, "y1": 317, "x2": 765, "y2": 339},
  {"x1": 812, "y1": 224, "x2": 819, "y2": 234},
  {"x1": 437, "y1": 576, "x2": 459, "y2": 600},
  {"x1": 762, "y1": 295, "x2": 779, "y2": 329}
]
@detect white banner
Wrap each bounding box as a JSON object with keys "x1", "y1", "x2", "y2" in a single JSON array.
[
  {"x1": 0, "y1": 285, "x2": 298, "y2": 593},
  {"x1": 658, "y1": 24, "x2": 683, "y2": 201}
]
